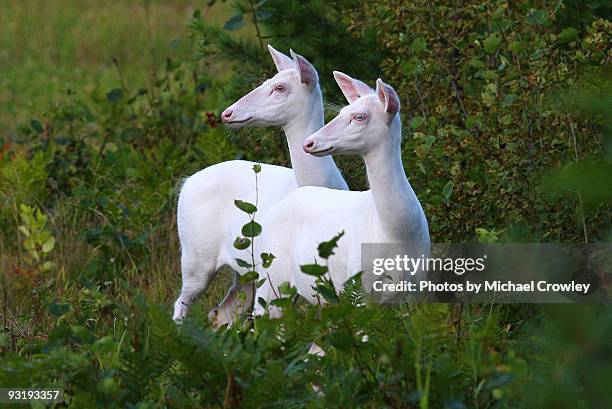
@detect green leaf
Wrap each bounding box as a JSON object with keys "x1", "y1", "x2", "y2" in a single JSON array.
[
  {"x1": 492, "y1": 7, "x2": 505, "y2": 20},
  {"x1": 317, "y1": 231, "x2": 345, "y2": 259},
  {"x1": 42, "y1": 236, "x2": 55, "y2": 253},
  {"x1": 503, "y1": 94, "x2": 517, "y2": 106},
  {"x1": 125, "y1": 168, "x2": 139, "y2": 178},
  {"x1": 498, "y1": 55, "x2": 510, "y2": 71},
  {"x1": 224, "y1": 14, "x2": 244, "y2": 31},
  {"x1": 242, "y1": 220, "x2": 262, "y2": 237},
  {"x1": 106, "y1": 88, "x2": 123, "y2": 103},
  {"x1": 234, "y1": 199, "x2": 257, "y2": 214},
  {"x1": 279, "y1": 281, "x2": 297, "y2": 297},
  {"x1": 468, "y1": 58, "x2": 486, "y2": 69},
  {"x1": 401, "y1": 57, "x2": 422, "y2": 75},
  {"x1": 508, "y1": 41, "x2": 522, "y2": 53},
  {"x1": 327, "y1": 329, "x2": 352, "y2": 350},
  {"x1": 300, "y1": 264, "x2": 328, "y2": 277},
  {"x1": 254, "y1": 10, "x2": 272, "y2": 21},
  {"x1": 483, "y1": 33, "x2": 501, "y2": 54},
  {"x1": 558, "y1": 27, "x2": 578, "y2": 44},
  {"x1": 499, "y1": 114, "x2": 513, "y2": 125},
  {"x1": 423, "y1": 135, "x2": 436, "y2": 149},
  {"x1": 30, "y1": 119, "x2": 44, "y2": 133},
  {"x1": 270, "y1": 298, "x2": 292, "y2": 308},
  {"x1": 0, "y1": 333, "x2": 9, "y2": 348},
  {"x1": 261, "y1": 252, "x2": 275, "y2": 268},
  {"x1": 315, "y1": 283, "x2": 339, "y2": 304},
  {"x1": 475, "y1": 227, "x2": 505, "y2": 243},
  {"x1": 47, "y1": 303, "x2": 70, "y2": 317},
  {"x1": 442, "y1": 180, "x2": 454, "y2": 202},
  {"x1": 257, "y1": 297, "x2": 267, "y2": 308},
  {"x1": 542, "y1": 160, "x2": 612, "y2": 206},
  {"x1": 525, "y1": 9, "x2": 547, "y2": 26},
  {"x1": 233, "y1": 237, "x2": 251, "y2": 250},
  {"x1": 97, "y1": 377, "x2": 119, "y2": 395},
  {"x1": 239, "y1": 270, "x2": 259, "y2": 284},
  {"x1": 235, "y1": 258, "x2": 252, "y2": 268},
  {"x1": 410, "y1": 37, "x2": 427, "y2": 54},
  {"x1": 410, "y1": 116, "x2": 425, "y2": 129},
  {"x1": 91, "y1": 335, "x2": 115, "y2": 354},
  {"x1": 252, "y1": 164, "x2": 261, "y2": 173}
]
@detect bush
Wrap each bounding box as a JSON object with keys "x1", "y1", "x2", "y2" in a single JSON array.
[{"x1": 343, "y1": 0, "x2": 610, "y2": 242}]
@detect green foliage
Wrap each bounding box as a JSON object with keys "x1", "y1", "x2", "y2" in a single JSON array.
[
  {"x1": 17, "y1": 204, "x2": 56, "y2": 273},
  {"x1": 1, "y1": 284, "x2": 553, "y2": 408},
  {"x1": 318, "y1": 231, "x2": 345, "y2": 259},
  {"x1": 346, "y1": 0, "x2": 611, "y2": 242},
  {"x1": 300, "y1": 264, "x2": 329, "y2": 277},
  {"x1": 0, "y1": 151, "x2": 50, "y2": 231},
  {"x1": 519, "y1": 305, "x2": 612, "y2": 409},
  {"x1": 241, "y1": 220, "x2": 262, "y2": 237},
  {"x1": 231, "y1": 165, "x2": 268, "y2": 314},
  {"x1": 234, "y1": 199, "x2": 257, "y2": 214}
]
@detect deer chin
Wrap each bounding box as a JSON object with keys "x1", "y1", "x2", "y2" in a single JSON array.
[
  {"x1": 308, "y1": 146, "x2": 335, "y2": 157},
  {"x1": 225, "y1": 116, "x2": 253, "y2": 128}
]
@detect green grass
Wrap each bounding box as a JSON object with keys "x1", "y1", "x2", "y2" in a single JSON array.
[
  {"x1": 0, "y1": 0, "x2": 241, "y2": 321},
  {"x1": 0, "y1": 0, "x2": 233, "y2": 132}
]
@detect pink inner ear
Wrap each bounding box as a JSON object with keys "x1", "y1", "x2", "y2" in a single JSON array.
[
  {"x1": 295, "y1": 54, "x2": 318, "y2": 87},
  {"x1": 377, "y1": 81, "x2": 400, "y2": 114},
  {"x1": 335, "y1": 72, "x2": 373, "y2": 103},
  {"x1": 384, "y1": 85, "x2": 400, "y2": 114},
  {"x1": 336, "y1": 77, "x2": 361, "y2": 103},
  {"x1": 353, "y1": 79, "x2": 373, "y2": 99},
  {"x1": 269, "y1": 46, "x2": 294, "y2": 72}
]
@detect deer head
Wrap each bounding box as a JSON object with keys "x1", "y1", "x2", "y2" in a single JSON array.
[
  {"x1": 221, "y1": 45, "x2": 320, "y2": 128},
  {"x1": 303, "y1": 73, "x2": 400, "y2": 156}
]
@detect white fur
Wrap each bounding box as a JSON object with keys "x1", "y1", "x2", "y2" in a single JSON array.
[
  {"x1": 173, "y1": 47, "x2": 347, "y2": 325},
  {"x1": 254, "y1": 75, "x2": 429, "y2": 315}
]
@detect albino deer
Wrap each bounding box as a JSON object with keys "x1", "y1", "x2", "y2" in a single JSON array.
[
  {"x1": 254, "y1": 74, "x2": 429, "y2": 314},
  {"x1": 173, "y1": 46, "x2": 347, "y2": 325}
]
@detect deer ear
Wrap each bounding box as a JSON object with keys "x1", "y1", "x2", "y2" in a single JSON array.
[
  {"x1": 333, "y1": 71, "x2": 373, "y2": 103},
  {"x1": 290, "y1": 49, "x2": 319, "y2": 89},
  {"x1": 375, "y1": 78, "x2": 400, "y2": 115},
  {"x1": 268, "y1": 44, "x2": 294, "y2": 72}
]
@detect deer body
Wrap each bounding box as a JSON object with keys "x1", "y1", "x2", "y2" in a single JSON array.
[
  {"x1": 173, "y1": 47, "x2": 347, "y2": 324},
  {"x1": 254, "y1": 75, "x2": 429, "y2": 312}
]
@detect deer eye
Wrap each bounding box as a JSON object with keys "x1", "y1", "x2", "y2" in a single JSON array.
[
  {"x1": 353, "y1": 113, "x2": 367, "y2": 122},
  {"x1": 274, "y1": 84, "x2": 286, "y2": 93}
]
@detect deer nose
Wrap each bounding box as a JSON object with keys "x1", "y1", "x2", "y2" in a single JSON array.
[
  {"x1": 221, "y1": 108, "x2": 233, "y2": 123},
  {"x1": 303, "y1": 139, "x2": 316, "y2": 153}
]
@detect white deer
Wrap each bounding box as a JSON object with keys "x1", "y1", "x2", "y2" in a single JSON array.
[
  {"x1": 254, "y1": 74, "x2": 429, "y2": 314},
  {"x1": 173, "y1": 46, "x2": 348, "y2": 326}
]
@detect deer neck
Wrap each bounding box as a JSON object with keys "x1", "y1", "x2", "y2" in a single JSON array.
[
  {"x1": 283, "y1": 86, "x2": 348, "y2": 190},
  {"x1": 363, "y1": 118, "x2": 425, "y2": 241}
]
